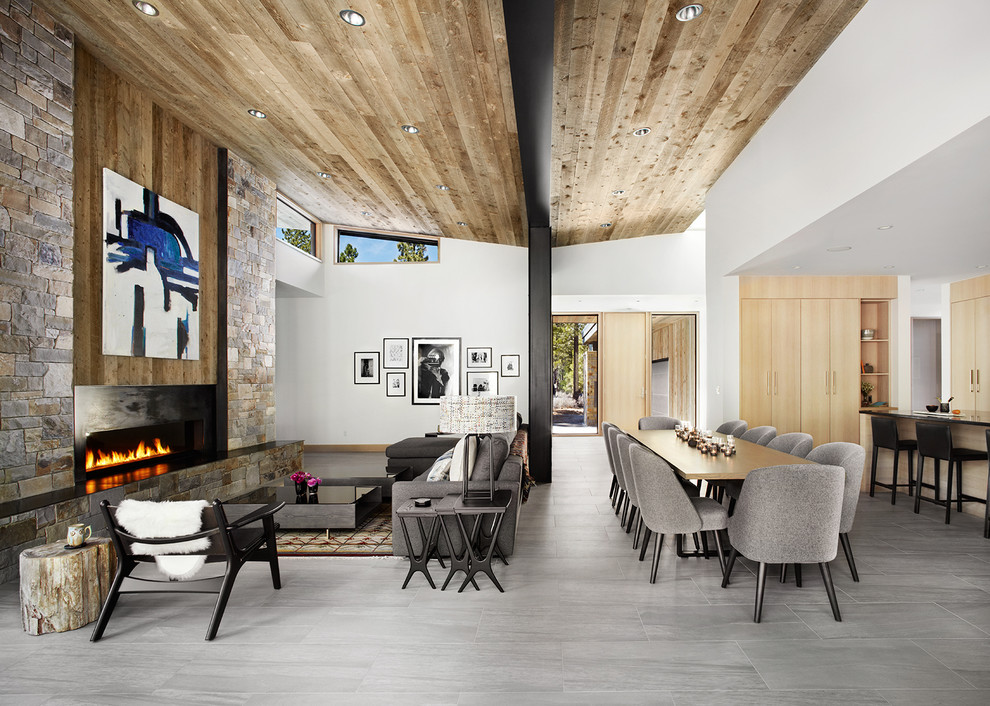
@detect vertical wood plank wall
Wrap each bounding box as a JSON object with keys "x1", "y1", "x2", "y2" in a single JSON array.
[
  {"x1": 651, "y1": 315, "x2": 696, "y2": 425},
  {"x1": 73, "y1": 45, "x2": 218, "y2": 386}
]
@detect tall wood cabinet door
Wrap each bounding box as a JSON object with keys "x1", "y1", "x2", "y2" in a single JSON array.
[
  {"x1": 771, "y1": 299, "x2": 802, "y2": 434},
  {"x1": 951, "y1": 299, "x2": 977, "y2": 410},
  {"x1": 600, "y1": 312, "x2": 649, "y2": 431},
  {"x1": 829, "y1": 298, "x2": 862, "y2": 443},
  {"x1": 799, "y1": 299, "x2": 831, "y2": 443},
  {"x1": 740, "y1": 300, "x2": 772, "y2": 427},
  {"x1": 974, "y1": 297, "x2": 990, "y2": 410}
]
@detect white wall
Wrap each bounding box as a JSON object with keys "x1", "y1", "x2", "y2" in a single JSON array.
[
  {"x1": 276, "y1": 238, "x2": 528, "y2": 445},
  {"x1": 704, "y1": 0, "x2": 990, "y2": 425}
]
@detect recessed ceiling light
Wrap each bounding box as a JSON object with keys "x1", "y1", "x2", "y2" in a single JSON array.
[
  {"x1": 361, "y1": 211, "x2": 372, "y2": 217},
  {"x1": 132, "y1": 1, "x2": 159, "y2": 16},
  {"x1": 600, "y1": 223, "x2": 612, "y2": 228},
  {"x1": 675, "y1": 4, "x2": 703, "y2": 22},
  {"x1": 978, "y1": 264, "x2": 988, "y2": 270},
  {"x1": 611, "y1": 189, "x2": 626, "y2": 196},
  {"x1": 877, "y1": 225, "x2": 894, "y2": 230},
  {"x1": 826, "y1": 246, "x2": 852, "y2": 252},
  {"x1": 401, "y1": 125, "x2": 419, "y2": 134},
  {"x1": 457, "y1": 221, "x2": 467, "y2": 226},
  {"x1": 882, "y1": 265, "x2": 895, "y2": 269},
  {"x1": 435, "y1": 184, "x2": 450, "y2": 191},
  {"x1": 632, "y1": 127, "x2": 651, "y2": 137},
  {"x1": 247, "y1": 109, "x2": 266, "y2": 119},
  {"x1": 791, "y1": 265, "x2": 801, "y2": 270},
  {"x1": 317, "y1": 171, "x2": 332, "y2": 179},
  {"x1": 339, "y1": 10, "x2": 366, "y2": 26}
]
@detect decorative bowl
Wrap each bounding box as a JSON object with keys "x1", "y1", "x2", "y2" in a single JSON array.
[
  {"x1": 861, "y1": 329, "x2": 875, "y2": 340},
  {"x1": 926, "y1": 404, "x2": 938, "y2": 412}
]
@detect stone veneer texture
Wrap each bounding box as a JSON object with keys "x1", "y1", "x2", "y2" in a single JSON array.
[
  {"x1": 226, "y1": 152, "x2": 277, "y2": 450},
  {"x1": 0, "y1": 0, "x2": 75, "y2": 503}
]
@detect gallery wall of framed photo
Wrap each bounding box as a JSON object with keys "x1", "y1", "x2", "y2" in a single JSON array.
[{"x1": 275, "y1": 237, "x2": 529, "y2": 445}]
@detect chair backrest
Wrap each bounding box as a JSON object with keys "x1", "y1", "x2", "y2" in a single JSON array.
[
  {"x1": 715, "y1": 419, "x2": 748, "y2": 436},
  {"x1": 606, "y1": 425, "x2": 629, "y2": 492},
  {"x1": 916, "y1": 421, "x2": 953, "y2": 460},
  {"x1": 602, "y1": 421, "x2": 618, "y2": 476},
  {"x1": 806, "y1": 441, "x2": 867, "y2": 534},
  {"x1": 768, "y1": 432, "x2": 814, "y2": 458},
  {"x1": 627, "y1": 443, "x2": 702, "y2": 535},
  {"x1": 871, "y1": 415, "x2": 900, "y2": 450},
  {"x1": 741, "y1": 426, "x2": 777, "y2": 446},
  {"x1": 101, "y1": 499, "x2": 223, "y2": 559},
  {"x1": 615, "y1": 432, "x2": 639, "y2": 504},
  {"x1": 729, "y1": 464, "x2": 844, "y2": 564},
  {"x1": 638, "y1": 415, "x2": 679, "y2": 430}
]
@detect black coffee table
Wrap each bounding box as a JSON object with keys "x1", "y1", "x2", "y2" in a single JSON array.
[{"x1": 229, "y1": 484, "x2": 381, "y2": 531}]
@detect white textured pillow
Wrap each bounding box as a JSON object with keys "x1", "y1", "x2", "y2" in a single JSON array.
[
  {"x1": 426, "y1": 449, "x2": 454, "y2": 481},
  {"x1": 447, "y1": 435, "x2": 477, "y2": 482}
]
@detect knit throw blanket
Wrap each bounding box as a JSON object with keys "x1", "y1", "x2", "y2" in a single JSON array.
[{"x1": 115, "y1": 499, "x2": 211, "y2": 580}]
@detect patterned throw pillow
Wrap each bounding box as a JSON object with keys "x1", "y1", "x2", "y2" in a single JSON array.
[{"x1": 426, "y1": 448, "x2": 454, "y2": 481}]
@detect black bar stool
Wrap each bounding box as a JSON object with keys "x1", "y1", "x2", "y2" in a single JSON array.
[
  {"x1": 984, "y1": 429, "x2": 990, "y2": 539},
  {"x1": 914, "y1": 422, "x2": 988, "y2": 524},
  {"x1": 869, "y1": 415, "x2": 916, "y2": 505}
]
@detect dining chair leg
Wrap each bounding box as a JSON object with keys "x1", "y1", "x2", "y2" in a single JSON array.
[
  {"x1": 626, "y1": 505, "x2": 637, "y2": 534},
  {"x1": 692, "y1": 533, "x2": 700, "y2": 552},
  {"x1": 615, "y1": 489, "x2": 624, "y2": 516},
  {"x1": 700, "y1": 531, "x2": 710, "y2": 559},
  {"x1": 794, "y1": 562, "x2": 802, "y2": 588},
  {"x1": 609, "y1": 475, "x2": 618, "y2": 505},
  {"x1": 711, "y1": 530, "x2": 726, "y2": 576},
  {"x1": 721, "y1": 548, "x2": 738, "y2": 588},
  {"x1": 649, "y1": 533, "x2": 665, "y2": 584},
  {"x1": 639, "y1": 527, "x2": 652, "y2": 561},
  {"x1": 908, "y1": 449, "x2": 915, "y2": 496},
  {"x1": 620, "y1": 494, "x2": 629, "y2": 526},
  {"x1": 779, "y1": 563, "x2": 787, "y2": 583},
  {"x1": 956, "y1": 460, "x2": 964, "y2": 513},
  {"x1": 839, "y1": 533, "x2": 859, "y2": 582},
  {"x1": 944, "y1": 463, "x2": 954, "y2": 525},
  {"x1": 869, "y1": 446, "x2": 879, "y2": 497},
  {"x1": 819, "y1": 562, "x2": 842, "y2": 622},
  {"x1": 727, "y1": 497, "x2": 736, "y2": 516},
  {"x1": 754, "y1": 562, "x2": 768, "y2": 623},
  {"x1": 632, "y1": 515, "x2": 643, "y2": 550},
  {"x1": 891, "y1": 449, "x2": 900, "y2": 505},
  {"x1": 914, "y1": 456, "x2": 925, "y2": 514}
]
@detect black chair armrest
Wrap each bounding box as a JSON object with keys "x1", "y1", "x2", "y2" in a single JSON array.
[
  {"x1": 114, "y1": 527, "x2": 219, "y2": 544},
  {"x1": 227, "y1": 501, "x2": 285, "y2": 530}
]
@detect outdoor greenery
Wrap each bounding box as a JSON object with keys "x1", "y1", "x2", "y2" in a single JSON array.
[
  {"x1": 280, "y1": 228, "x2": 312, "y2": 253},
  {"x1": 552, "y1": 322, "x2": 591, "y2": 402},
  {"x1": 395, "y1": 241, "x2": 429, "y2": 262},
  {"x1": 338, "y1": 243, "x2": 359, "y2": 262}
]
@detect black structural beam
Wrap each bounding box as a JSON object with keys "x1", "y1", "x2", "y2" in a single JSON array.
[
  {"x1": 216, "y1": 148, "x2": 228, "y2": 452},
  {"x1": 503, "y1": 0, "x2": 554, "y2": 482}
]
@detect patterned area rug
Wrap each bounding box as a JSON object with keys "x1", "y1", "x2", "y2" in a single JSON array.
[{"x1": 276, "y1": 503, "x2": 393, "y2": 557}]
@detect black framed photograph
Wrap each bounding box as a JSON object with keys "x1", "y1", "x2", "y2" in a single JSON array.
[
  {"x1": 386, "y1": 371, "x2": 406, "y2": 397},
  {"x1": 354, "y1": 351, "x2": 380, "y2": 384},
  {"x1": 501, "y1": 354, "x2": 520, "y2": 377},
  {"x1": 466, "y1": 370, "x2": 498, "y2": 396},
  {"x1": 382, "y1": 337, "x2": 409, "y2": 369},
  {"x1": 466, "y1": 347, "x2": 492, "y2": 368},
  {"x1": 411, "y1": 337, "x2": 461, "y2": 404}
]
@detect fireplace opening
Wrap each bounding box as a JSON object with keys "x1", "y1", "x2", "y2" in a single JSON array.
[{"x1": 85, "y1": 419, "x2": 205, "y2": 474}]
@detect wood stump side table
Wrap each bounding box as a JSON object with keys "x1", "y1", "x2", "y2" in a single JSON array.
[{"x1": 19, "y1": 538, "x2": 116, "y2": 635}]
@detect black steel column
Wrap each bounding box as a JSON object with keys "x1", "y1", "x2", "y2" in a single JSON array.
[
  {"x1": 216, "y1": 148, "x2": 228, "y2": 452},
  {"x1": 528, "y1": 227, "x2": 552, "y2": 482}
]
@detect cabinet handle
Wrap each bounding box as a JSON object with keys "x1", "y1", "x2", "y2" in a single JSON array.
[
  {"x1": 978, "y1": 369, "x2": 981, "y2": 393},
  {"x1": 774, "y1": 372, "x2": 778, "y2": 396},
  {"x1": 972, "y1": 369, "x2": 975, "y2": 393},
  {"x1": 832, "y1": 370, "x2": 837, "y2": 395},
  {"x1": 825, "y1": 370, "x2": 829, "y2": 396},
  {"x1": 767, "y1": 372, "x2": 771, "y2": 396}
]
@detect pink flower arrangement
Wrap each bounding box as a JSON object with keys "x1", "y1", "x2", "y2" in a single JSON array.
[
  {"x1": 290, "y1": 471, "x2": 312, "y2": 484},
  {"x1": 307, "y1": 476, "x2": 322, "y2": 487}
]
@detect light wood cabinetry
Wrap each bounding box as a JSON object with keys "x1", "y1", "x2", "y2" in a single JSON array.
[
  {"x1": 740, "y1": 299, "x2": 772, "y2": 428},
  {"x1": 860, "y1": 300, "x2": 891, "y2": 412},
  {"x1": 951, "y1": 296, "x2": 990, "y2": 410},
  {"x1": 799, "y1": 299, "x2": 860, "y2": 443},
  {"x1": 739, "y1": 299, "x2": 801, "y2": 434},
  {"x1": 771, "y1": 300, "x2": 802, "y2": 433}
]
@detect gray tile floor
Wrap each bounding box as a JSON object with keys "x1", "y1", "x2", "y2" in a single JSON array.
[{"x1": 4, "y1": 436, "x2": 990, "y2": 704}]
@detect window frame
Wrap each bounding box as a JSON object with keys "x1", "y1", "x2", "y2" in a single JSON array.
[
  {"x1": 334, "y1": 226, "x2": 441, "y2": 265},
  {"x1": 276, "y1": 194, "x2": 321, "y2": 259}
]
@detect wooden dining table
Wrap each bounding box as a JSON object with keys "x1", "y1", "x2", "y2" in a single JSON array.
[{"x1": 627, "y1": 429, "x2": 817, "y2": 481}]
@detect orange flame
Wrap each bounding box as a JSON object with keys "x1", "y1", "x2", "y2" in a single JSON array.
[{"x1": 86, "y1": 438, "x2": 172, "y2": 470}]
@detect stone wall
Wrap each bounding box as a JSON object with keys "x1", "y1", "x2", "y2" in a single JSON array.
[
  {"x1": 226, "y1": 153, "x2": 277, "y2": 450},
  {"x1": 0, "y1": 0, "x2": 74, "y2": 503}
]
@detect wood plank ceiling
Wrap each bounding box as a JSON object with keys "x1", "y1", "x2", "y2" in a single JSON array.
[{"x1": 41, "y1": 0, "x2": 865, "y2": 249}]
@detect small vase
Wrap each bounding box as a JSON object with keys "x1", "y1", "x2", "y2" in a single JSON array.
[
  {"x1": 295, "y1": 481, "x2": 307, "y2": 504},
  {"x1": 308, "y1": 485, "x2": 319, "y2": 503}
]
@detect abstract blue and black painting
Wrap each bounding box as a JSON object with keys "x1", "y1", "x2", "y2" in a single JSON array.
[{"x1": 102, "y1": 168, "x2": 200, "y2": 360}]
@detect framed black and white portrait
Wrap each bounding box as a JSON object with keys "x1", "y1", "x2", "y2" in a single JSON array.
[
  {"x1": 354, "y1": 351, "x2": 380, "y2": 384},
  {"x1": 466, "y1": 347, "x2": 492, "y2": 369},
  {"x1": 386, "y1": 371, "x2": 406, "y2": 397},
  {"x1": 466, "y1": 371, "x2": 498, "y2": 397},
  {"x1": 382, "y1": 337, "x2": 409, "y2": 369},
  {"x1": 501, "y1": 354, "x2": 520, "y2": 377},
  {"x1": 411, "y1": 337, "x2": 461, "y2": 404}
]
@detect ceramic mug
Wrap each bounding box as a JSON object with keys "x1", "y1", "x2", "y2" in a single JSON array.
[{"x1": 67, "y1": 524, "x2": 91, "y2": 547}]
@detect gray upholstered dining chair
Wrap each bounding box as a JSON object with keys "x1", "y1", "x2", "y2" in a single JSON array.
[
  {"x1": 806, "y1": 441, "x2": 867, "y2": 581},
  {"x1": 740, "y1": 425, "x2": 777, "y2": 446},
  {"x1": 606, "y1": 426, "x2": 634, "y2": 527},
  {"x1": 638, "y1": 415, "x2": 679, "y2": 430},
  {"x1": 721, "y1": 463, "x2": 845, "y2": 622},
  {"x1": 715, "y1": 420, "x2": 748, "y2": 436},
  {"x1": 602, "y1": 422, "x2": 620, "y2": 507},
  {"x1": 768, "y1": 432, "x2": 814, "y2": 458},
  {"x1": 615, "y1": 432, "x2": 644, "y2": 542},
  {"x1": 627, "y1": 444, "x2": 728, "y2": 583}
]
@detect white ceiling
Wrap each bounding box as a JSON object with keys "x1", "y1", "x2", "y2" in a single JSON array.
[{"x1": 729, "y1": 114, "x2": 990, "y2": 288}]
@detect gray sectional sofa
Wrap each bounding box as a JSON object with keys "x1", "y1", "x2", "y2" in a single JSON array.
[{"x1": 389, "y1": 432, "x2": 525, "y2": 558}]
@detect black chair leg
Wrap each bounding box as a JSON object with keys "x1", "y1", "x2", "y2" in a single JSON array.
[
  {"x1": 914, "y1": 456, "x2": 925, "y2": 514},
  {"x1": 944, "y1": 462, "x2": 954, "y2": 525},
  {"x1": 711, "y1": 529, "x2": 726, "y2": 577},
  {"x1": 794, "y1": 562, "x2": 802, "y2": 588},
  {"x1": 90, "y1": 565, "x2": 127, "y2": 642},
  {"x1": 869, "y1": 446, "x2": 879, "y2": 497},
  {"x1": 754, "y1": 562, "x2": 768, "y2": 623},
  {"x1": 984, "y1": 466, "x2": 990, "y2": 539},
  {"x1": 206, "y1": 563, "x2": 241, "y2": 641},
  {"x1": 721, "y1": 548, "x2": 738, "y2": 588},
  {"x1": 632, "y1": 515, "x2": 643, "y2": 549},
  {"x1": 839, "y1": 533, "x2": 859, "y2": 582},
  {"x1": 935, "y1": 459, "x2": 941, "y2": 502},
  {"x1": 264, "y1": 518, "x2": 281, "y2": 589},
  {"x1": 626, "y1": 505, "x2": 637, "y2": 534},
  {"x1": 727, "y1": 497, "x2": 736, "y2": 516},
  {"x1": 639, "y1": 527, "x2": 652, "y2": 561},
  {"x1": 907, "y1": 449, "x2": 915, "y2": 496},
  {"x1": 956, "y1": 460, "x2": 964, "y2": 513},
  {"x1": 615, "y1": 489, "x2": 624, "y2": 516},
  {"x1": 649, "y1": 533, "x2": 665, "y2": 584},
  {"x1": 891, "y1": 449, "x2": 899, "y2": 505},
  {"x1": 819, "y1": 562, "x2": 842, "y2": 622},
  {"x1": 609, "y1": 475, "x2": 618, "y2": 505},
  {"x1": 699, "y1": 531, "x2": 710, "y2": 559}
]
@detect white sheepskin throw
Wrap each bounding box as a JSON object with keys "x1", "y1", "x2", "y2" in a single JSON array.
[{"x1": 115, "y1": 499, "x2": 211, "y2": 580}]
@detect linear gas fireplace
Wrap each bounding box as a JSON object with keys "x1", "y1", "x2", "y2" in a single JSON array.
[{"x1": 74, "y1": 385, "x2": 217, "y2": 489}]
